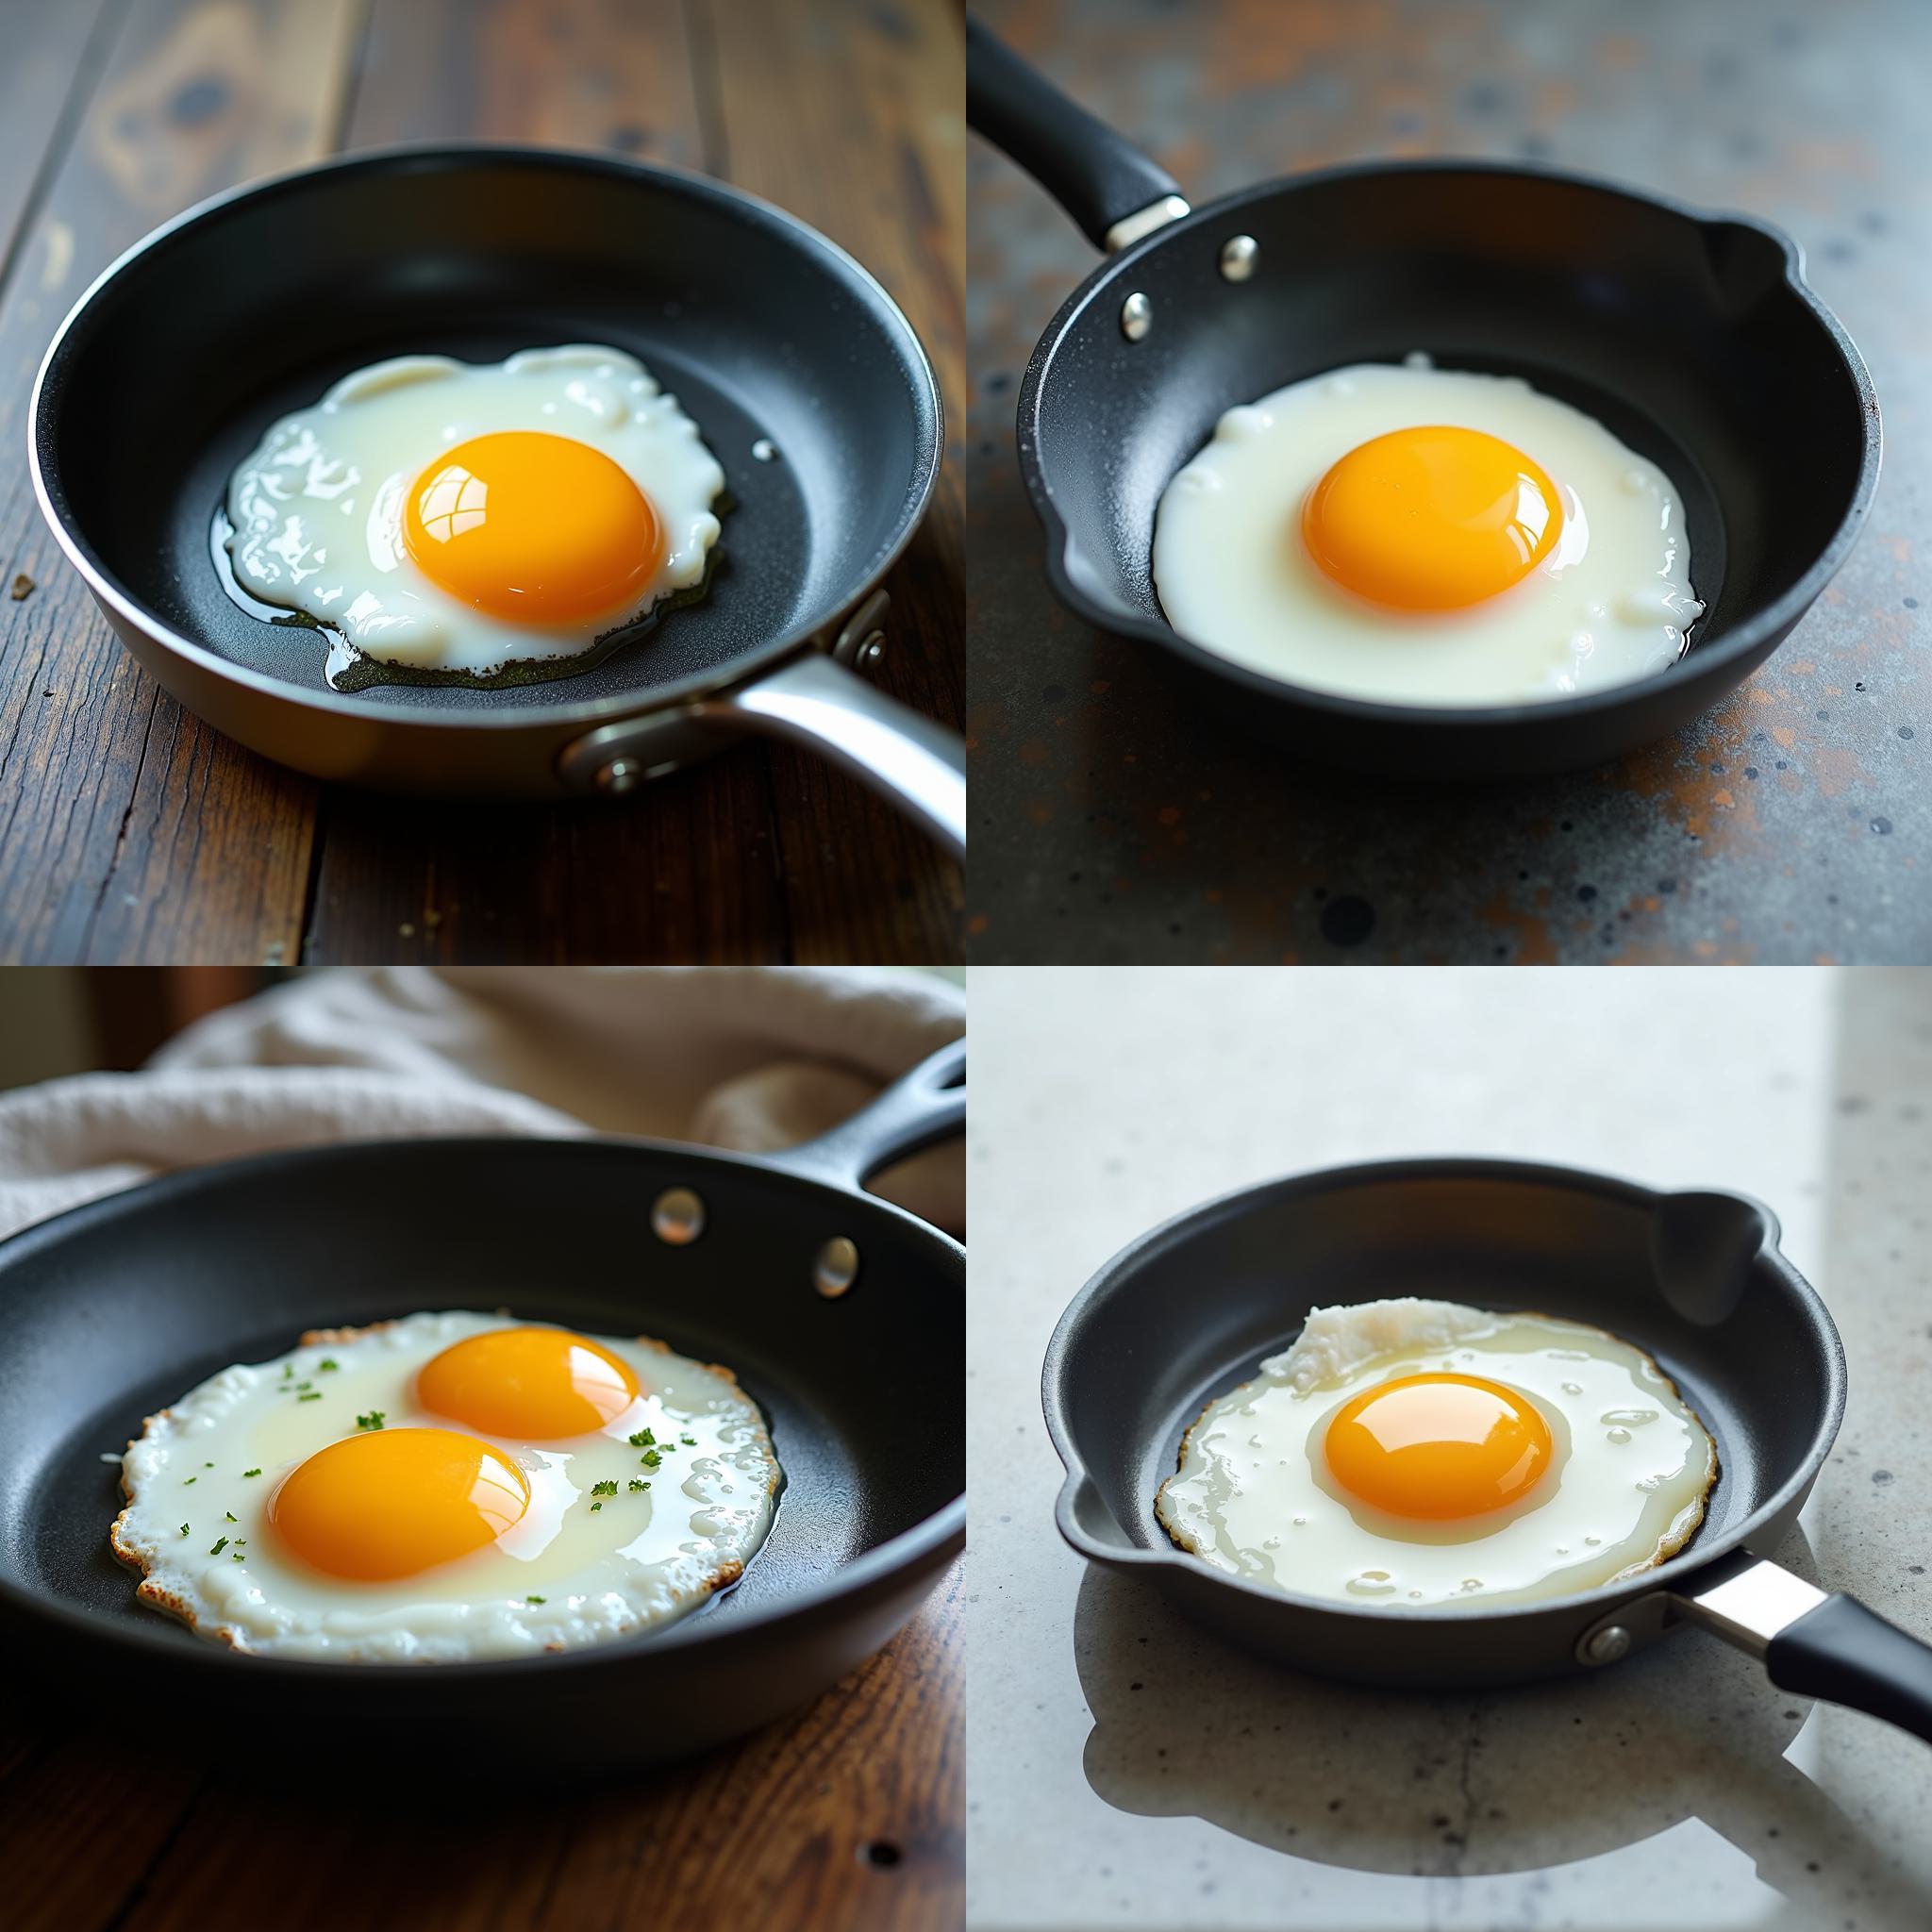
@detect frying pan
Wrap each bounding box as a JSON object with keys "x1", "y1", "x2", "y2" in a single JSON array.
[
  {"x1": 968, "y1": 23, "x2": 1880, "y2": 779},
  {"x1": 1045, "y1": 1158, "x2": 1932, "y2": 1746},
  {"x1": 28, "y1": 146, "x2": 965, "y2": 855},
  {"x1": 0, "y1": 1038, "x2": 964, "y2": 1778}
]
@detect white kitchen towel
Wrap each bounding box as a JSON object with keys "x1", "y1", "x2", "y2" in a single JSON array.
[{"x1": 0, "y1": 967, "x2": 964, "y2": 1241}]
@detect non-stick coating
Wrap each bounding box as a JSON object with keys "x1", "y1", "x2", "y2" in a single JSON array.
[
  {"x1": 1020, "y1": 165, "x2": 1877, "y2": 776},
  {"x1": 1045, "y1": 1160, "x2": 1844, "y2": 1688},
  {"x1": 0, "y1": 1137, "x2": 963, "y2": 1774},
  {"x1": 35, "y1": 148, "x2": 941, "y2": 715}
]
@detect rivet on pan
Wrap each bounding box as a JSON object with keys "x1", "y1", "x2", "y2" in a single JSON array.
[
  {"x1": 813, "y1": 1236, "x2": 860, "y2": 1298},
  {"x1": 598, "y1": 758, "x2": 642, "y2": 796},
  {"x1": 1219, "y1": 235, "x2": 1259, "y2": 282},
  {"x1": 1579, "y1": 1624, "x2": 1631, "y2": 1666},
  {"x1": 1120, "y1": 291, "x2": 1152, "y2": 341},
  {"x1": 857, "y1": 633, "x2": 886, "y2": 671},
  {"x1": 652, "y1": 1188, "x2": 706, "y2": 1245}
]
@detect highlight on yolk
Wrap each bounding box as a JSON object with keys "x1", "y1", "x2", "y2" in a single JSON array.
[
  {"x1": 269, "y1": 1427, "x2": 528, "y2": 1580},
  {"x1": 417, "y1": 1326, "x2": 641, "y2": 1441},
  {"x1": 1301, "y1": 425, "x2": 1562, "y2": 611},
  {"x1": 1324, "y1": 1373, "x2": 1553, "y2": 1520},
  {"x1": 402, "y1": 430, "x2": 664, "y2": 624}
]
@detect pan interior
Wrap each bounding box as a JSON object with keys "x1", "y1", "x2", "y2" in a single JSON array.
[
  {"x1": 1057, "y1": 1170, "x2": 1834, "y2": 1603},
  {"x1": 1029, "y1": 170, "x2": 1866, "y2": 670},
  {"x1": 38, "y1": 152, "x2": 938, "y2": 713},
  {"x1": 0, "y1": 1140, "x2": 963, "y2": 1657}
]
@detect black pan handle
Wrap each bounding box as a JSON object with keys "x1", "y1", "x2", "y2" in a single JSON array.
[
  {"x1": 758, "y1": 1036, "x2": 965, "y2": 1196},
  {"x1": 967, "y1": 18, "x2": 1189, "y2": 252},
  {"x1": 1669, "y1": 1549, "x2": 1932, "y2": 1747}
]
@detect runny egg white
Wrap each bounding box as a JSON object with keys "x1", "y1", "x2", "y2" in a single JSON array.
[
  {"x1": 224, "y1": 345, "x2": 725, "y2": 682},
  {"x1": 1152, "y1": 357, "x2": 1705, "y2": 707},
  {"x1": 1156, "y1": 1298, "x2": 1717, "y2": 1610},
  {"x1": 111, "y1": 1310, "x2": 778, "y2": 1662}
]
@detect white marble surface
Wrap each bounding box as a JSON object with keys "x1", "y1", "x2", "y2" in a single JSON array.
[{"x1": 966, "y1": 967, "x2": 1932, "y2": 1931}]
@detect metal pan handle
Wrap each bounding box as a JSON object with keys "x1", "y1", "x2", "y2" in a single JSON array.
[
  {"x1": 759, "y1": 1036, "x2": 965, "y2": 1195},
  {"x1": 1662, "y1": 1551, "x2": 1932, "y2": 1747},
  {"x1": 967, "y1": 19, "x2": 1190, "y2": 253},
  {"x1": 701, "y1": 653, "x2": 965, "y2": 858}
]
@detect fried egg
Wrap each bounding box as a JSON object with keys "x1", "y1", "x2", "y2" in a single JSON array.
[
  {"x1": 1156, "y1": 1298, "x2": 1717, "y2": 1609},
  {"x1": 111, "y1": 1311, "x2": 778, "y2": 1662},
  {"x1": 224, "y1": 346, "x2": 725, "y2": 685},
  {"x1": 1151, "y1": 358, "x2": 1704, "y2": 706}
]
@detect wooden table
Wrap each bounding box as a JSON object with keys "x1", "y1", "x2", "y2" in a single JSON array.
[
  {"x1": 1, "y1": 1557, "x2": 963, "y2": 1932},
  {"x1": 968, "y1": 0, "x2": 1928, "y2": 964},
  {"x1": 0, "y1": 0, "x2": 964, "y2": 964}
]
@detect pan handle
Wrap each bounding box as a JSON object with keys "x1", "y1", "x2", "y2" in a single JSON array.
[
  {"x1": 967, "y1": 19, "x2": 1190, "y2": 252},
  {"x1": 702, "y1": 653, "x2": 965, "y2": 859},
  {"x1": 759, "y1": 1036, "x2": 965, "y2": 1195},
  {"x1": 1670, "y1": 1550, "x2": 1932, "y2": 1747}
]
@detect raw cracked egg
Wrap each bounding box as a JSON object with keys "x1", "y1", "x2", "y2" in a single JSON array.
[
  {"x1": 110, "y1": 1311, "x2": 778, "y2": 1662},
  {"x1": 1152, "y1": 358, "x2": 1704, "y2": 706},
  {"x1": 1155, "y1": 1298, "x2": 1717, "y2": 1609},
  {"x1": 223, "y1": 346, "x2": 725, "y2": 686}
]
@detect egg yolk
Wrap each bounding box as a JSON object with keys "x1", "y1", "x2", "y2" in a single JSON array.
[
  {"x1": 1324, "y1": 1373, "x2": 1553, "y2": 1519},
  {"x1": 402, "y1": 430, "x2": 665, "y2": 624},
  {"x1": 1301, "y1": 425, "x2": 1562, "y2": 610},
  {"x1": 417, "y1": 1326, "x2": 641, "y2": 1441},
  {"x1": 269, "y1": 1427, "x2": 528, "y2": 1580}
]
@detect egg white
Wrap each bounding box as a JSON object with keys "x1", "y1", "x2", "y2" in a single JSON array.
[
  {"x1": 1152, "y1": 358, "x2": 1705, "y2": 707},
  {"x1": 111, "y1": 1310, "x2": 778, "y2": 1663},
  {"x1": 1155, "y1": 1299, "x2": 1717, "y2": 1610},
  {"x1": 224, "y1": 345, "x2": 725, "y2": 678}
]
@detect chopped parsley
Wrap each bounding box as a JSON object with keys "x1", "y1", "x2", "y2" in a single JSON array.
[
  {"x1": 590, "y1": 1502, "x2": 603, "y2": 1512},
  {"x1": 680, "y1": 1436, "x2": 696, "y2": 1447},
  {"x1": 294, "y1": 1381, "x2": 311, "y2": 1392},
  {"x1": 356, "y1": 1410, "x2": 386, "y2": 1431},
  {"x1": 525, "y1": 1594, "x2": 545, "y2": 1605},
  {"x1": 242, "y1": 1468, "x2": 261, "y2": 1478},
  {"x1": 208, "y1": 1536, "x2": 228, "y2": 1557},
  {"x1": 318, "y1": 1358, "x2": 339, "y2": 1373},
  {"x1": 590, "y1": 1480, "x2": 618, "y2": 1497},
  {"x1": 627, "y1": 1428, "x2": 656, "y2": 1448},
  {"x1": 282, "y1": 1365, "x2": 294, "y2": 1381},
  {"x1": 225, "y1": 1512, "x2": 238, "y2": 1524},
  {"x1": 628, "y1": 1479, "x2": 645, "y2": 1492},
  {"x1": 297, "y1": 1391, "x2": 323, "y2": 1403},
  {"x1": 640, "y1": 1481, "x2": 651, "y2": 1491},
  {"x1": 640, "y1": 1448, "x2": 661, "y2": 1469},
  {"x1": 231, "y1": 1552, "x2": 243, "y2": 1562},
  {"x1": 203, "y1": 1460, "x2": 214, "y2": 1469},
  {"x1": 178, "y1": 1524, "x2": 189, "y2": 1537},
  {"x1": 183, "y1": 1476, "x2": 197, "y2": 1486}
]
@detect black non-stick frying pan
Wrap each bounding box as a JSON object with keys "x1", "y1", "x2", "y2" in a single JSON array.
[
  {"x1": 1045, "y1": 1159, "x2": 1932, "y2": 1747},
  {"x1": 969, "y1": 23, "x2": 1880, "y2": 780},
  {"x1": 29, "y1": 146, "x2": 964, "y2": 854},
  {"x1": 0, "y1": 1039, "x2": 963, "y2": 1778}
]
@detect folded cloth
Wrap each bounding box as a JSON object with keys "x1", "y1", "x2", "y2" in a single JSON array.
[{"x1": 0, "y1": 967, "x2": 964, "y2": 1242}]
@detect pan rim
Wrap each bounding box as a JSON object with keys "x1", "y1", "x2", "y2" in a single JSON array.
[
  {"x1": 1011, "y1": 155, "x2": 1881, "y2": 736},
  {"x1": 1041, "y1": 1153, "x2": 1846, "y2": 1630},
  {"x1": 27, "y1": 141, "x2": 944, "y2": 733},
  {"x1": 0, "y1": 1132, "x2": 965, "y2": 1683}
]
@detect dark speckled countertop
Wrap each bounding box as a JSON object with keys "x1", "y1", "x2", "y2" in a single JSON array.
[{"x1": 967, "y1": 0, "x2": 1927, "y2": 963}]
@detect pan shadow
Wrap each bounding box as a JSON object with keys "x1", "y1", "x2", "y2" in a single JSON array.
[{"x1": 1073, "y1": 1528, "x2": 1932, "y2": 1927}]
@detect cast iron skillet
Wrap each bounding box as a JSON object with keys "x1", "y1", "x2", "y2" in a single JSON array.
[
  {"x1": 0, "y1": 1039, "x2": 963, "y2": 1777},
  {"x1": 969, "y1": 23, "x2": 1880, "y2": 779},
  {"x1": 30, "y1": 146, "x2": 964, "y2": 854},
  {"x1": 1046, "y1": 1158, "x2": 1932, "y2": 1746}
]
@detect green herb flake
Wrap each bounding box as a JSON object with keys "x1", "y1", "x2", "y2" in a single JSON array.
[
  {"x1": 203, "y1": 1460, "x2": 215, "y2": 1469},
  {"x1": 640, "y1": 1448, "x2": 661, "y2": 1469},
  {"x1": 282, "y1": 1365, "x2": 294, "y2": 1381},
  {"x1": 525, "y1": 1595, "x2": 545, "y2": 1606},
  {"x1": 318, "y1": 1358, "x2": 339, "y2": 1373},
  {"x1": 225, "y1": 1512, "x2": 238, "y2": 1524},
  {"x1": 640, "y1": 1481, "x2": 651, "y2": 1491},
  {"x1": 590, "y1": 1480, "x2": 618, "y2": 1497},
  {"x1": 298, "y1": 1391, "x2": 323, "y2": 1403},
  {"x1": 680, "y1": 1436, "x2": 696, "y2": 1447},
  {"x1": 208, "y1": 1536, "x2": 228, "y2": 1557},
  {"x1": 242, "y1": 1468, "x2": 261, "y2": 1478},
  {"x1": 628, "y1": 1479, "x2": 645, "y2": 1492},
  {"x1": 356, "y1": 1410, "x2": 386, "y2": 1431},
  {"x1": 590, "y1": 1501, "x2": 603, "y2": 1512},
  {"x1": 231, "y1": 1552, "x2": 243, "y2": 1562},
  {"x1": 183, "y1": 1476, "x2": 197, "y2": 1485},
  {"x1": 178, "y1": 1524, "x2": 189, "y2": 1537},
  {"x1": 627, "y1": 1428, "x2": 656, "y2": 1448}
]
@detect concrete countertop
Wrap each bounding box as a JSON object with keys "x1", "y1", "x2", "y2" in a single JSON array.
[
  {"x1": 966, "y1": 0, "x2": 1928, "y2": 963},
  {"x1": 967, "y1": 967, "x2": 1932, "y2": 1929}
]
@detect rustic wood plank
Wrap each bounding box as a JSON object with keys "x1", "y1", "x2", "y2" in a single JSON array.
[
  {"x1": 5, "y1": 1558, "x2": 961, "y2": 1932},
  {"x1": 704, "y1": 0, "x2": 966, "y2": 963},
  {"x1": 300, "y1": 0, "x2": 794, "y2": 965},
  {"x1": 0, "y1": 0, "x2": 368, "y2": 964},
  {"x1": 0, "y1": 0, "x2": 119, "y2": 271}
]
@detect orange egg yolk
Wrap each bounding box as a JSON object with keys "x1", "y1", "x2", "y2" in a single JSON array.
[
  {"x1": 1301, "y1": 425, "x2": 1562, "y2": 610},
  {"x1": 416, "y1": 1326, "x2": 641, "y2": 1441},
  {"x1": 1324, "y1": 1373, "x2": 1553, "y2": 1520},
  {"x1": 402, "y1": 430, "x2": 665, "y2": 624},
  {"x1": 269, "y1": 1427, "x2": 528, "y2": 1580}
]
